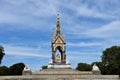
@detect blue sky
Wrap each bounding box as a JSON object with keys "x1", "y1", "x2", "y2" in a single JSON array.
[{"x1": 0, "y1": 0, "x2": 120, "y2": 71}]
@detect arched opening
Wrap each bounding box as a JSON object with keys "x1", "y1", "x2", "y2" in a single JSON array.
[{"x1": 55, "y1": 46, "x2": 63, "y2": 63}]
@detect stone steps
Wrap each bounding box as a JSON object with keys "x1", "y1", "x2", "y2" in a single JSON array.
[{"x1": 0, "y1": 75, "x2": 119, "y2": 80}]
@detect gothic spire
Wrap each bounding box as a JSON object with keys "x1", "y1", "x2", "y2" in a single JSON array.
[{"x1": 56, "y1": 13, "x2": 61, "y2": 35}]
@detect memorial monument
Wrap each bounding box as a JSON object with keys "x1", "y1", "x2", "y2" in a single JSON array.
[
  {"x1": 48, "y1": 13, "x2": 71, "y2": 69},
  {"x1": 1, "y1": 13, "x2": 119, "y2": 80}
]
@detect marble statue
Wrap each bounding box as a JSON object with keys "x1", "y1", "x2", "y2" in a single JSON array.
[
  {"x1": 22, "y1": 65, "x2": 32, "y2": 75},
  {"x1": 23, "y1": 65, "x2": 31, "y2": 71},
  {"x1": 92, "y1": 64, "x2": 101, "y2": 75}
]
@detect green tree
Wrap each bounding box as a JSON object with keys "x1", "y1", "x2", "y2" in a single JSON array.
[
  {"x1": 0, "y1": 66, "x2": 10, "y2": 75},
  {"x1": 76, "y1": 63, "x2": 92, "y2": 71},
  {"x1": 42, "y1": 65, "x2": 47, "y2": 70},
  {"x1": 102, "y1": 46, "x2": 120, "y2": 74},
  {"x1": 9, "y1": 63, "x2": 25, "y2": 75},
  {"x1": 0, "y1": 46, "x2": 5, "y2": 64}
]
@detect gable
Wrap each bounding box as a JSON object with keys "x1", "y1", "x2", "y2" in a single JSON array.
[{"x1": 53, "y1": 35, "x2": 65, "y2": 44}]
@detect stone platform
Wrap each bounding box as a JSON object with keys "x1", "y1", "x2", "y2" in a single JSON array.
[
  {"x1": 0, "y1": 69, "x2": 119, "y2": 80},
  {"x1": 32, "y1": 69, "x2": 93, "y2": 75},
  {"x1": 0, "y1": 75, "x2": 119, "y2": 80}
]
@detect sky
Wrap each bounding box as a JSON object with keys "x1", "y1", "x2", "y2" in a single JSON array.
[{"x1": 0, "y1": 0, "x2": 120, "y2": 71}]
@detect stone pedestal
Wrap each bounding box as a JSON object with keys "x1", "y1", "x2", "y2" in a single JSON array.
[
  {"x1": 48, "y1": 63, "x2": 71, "y2": 69},
  {"x1": 22, "y1": 71, "x2": 32, "y2": 75},
  {"x1": 92, "y1": 70, "x2": 101, "y2": 75},
  {"x1": 48, "y1": 59, "x2": 71, "y2": 69}
]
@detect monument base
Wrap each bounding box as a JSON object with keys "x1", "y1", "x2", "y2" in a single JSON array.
[
  {"x1": 22, "y1": 71, "x2": 32, "y2": 75},
  {"x1": 48, "y1": 63, "x2": 71, "y2": 69},
  {"x1": 92, "y1": 70, "x2": 101, "y2": 75},
  {"x1": 32, "y1": 69, "x2": 93, "y2": 75}
]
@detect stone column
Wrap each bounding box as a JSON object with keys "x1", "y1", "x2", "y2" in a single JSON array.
[
  {"x1": 62, "y1": 51, "x2": 66, "y2": 64},
  {"x1": 52, "y1": 51, "x2": 55, "y2": 63}
]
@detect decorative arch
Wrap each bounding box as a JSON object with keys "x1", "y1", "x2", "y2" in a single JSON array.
[
  {"x1": 52, "y1": 44, "x2": 66, "y2": 64},
  {"x1": 55, "y1": 46, "x2": 63, "y2": 62},
  {"x1": 55, "y1": 46, "x2": 63, "y2": 53}
]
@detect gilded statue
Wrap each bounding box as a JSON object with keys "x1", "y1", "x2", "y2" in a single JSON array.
[{"x1": 56, "y1": 54, "x2": 60, "y2": 61}]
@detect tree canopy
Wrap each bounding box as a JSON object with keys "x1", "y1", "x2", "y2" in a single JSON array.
[
  {"x1": 76, "y1": 46, "x2": 120, "y2": 75},
  {"x1": 102, "y1": 46, "x2": 120, "y2": 74},
  {"x1": 41, "y1": 65, "x2": 47, "y2": 70},
  {"x1": 0, "y1": 62, "x2": 25, "y2": 75},
  {"x1": 76, "y1": 63, "x2": 92, "y2": 71},
  {"x1": 0, "y1": 46, "x2": 5, "y2": 64},
  {"x1": 9, "y1": 63, "x2": 25, "y2": 75},
  {"x1": 0, "y1": 66, "x2": 10, "y2": 75}
]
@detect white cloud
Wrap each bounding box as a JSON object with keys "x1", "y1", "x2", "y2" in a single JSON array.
[
  {"x1": 62, "y1": 0, "x2": 120, "y2": 19},
  {"x1": 1, "y1": 43, "x2": 50, "y2": 58},
  {"x1": 76, "y1": 5, "x2": 105, "y2": 18},
  {"x1": 67, "y1": 42, "x2": 102, "y2": 47},
  {"x1": 0, "y1": 12, "x2": 18, "y2": 23},
  {"x1": 0, "y1": 0, "x2": 58, "y2": 31},
  {"x1": 0, "y1": 0, "x2": 120, "y2": 31},
  {"x1": 0, "y1": 0, "x2": 57, "y2": 17},
  {"x1": 85, "y1": 20, "x2": 120, "y2": 38}
]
